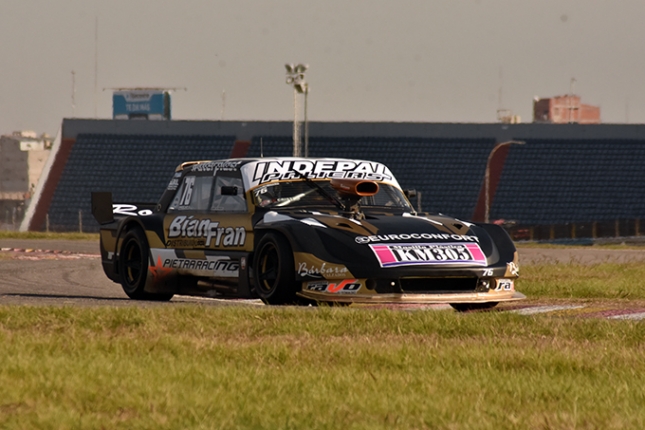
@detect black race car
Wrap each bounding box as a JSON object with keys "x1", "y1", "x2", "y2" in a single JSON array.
[{"x1": 92, "y1": 157, "x2": 524, "y2": 310}]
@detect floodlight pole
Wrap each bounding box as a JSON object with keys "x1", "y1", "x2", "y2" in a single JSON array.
[
  {"x1": 304, "y1": 85, "x2": 309, "y2": 157},
  {"x1": 484, "y1": 140, "x2": 525, "y2": 223},
  {"x1": 293, "y1": 87, "x2": 300, "y2": 156},
  {"x1": 71, "y1": 70, "x2": 76, "y2": 116},
  {"x1": 285, "y1": 63, "x2": 308, "y2": 157}
]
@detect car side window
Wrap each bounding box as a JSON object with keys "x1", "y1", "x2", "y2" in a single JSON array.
[
  {"x1": 210, "y1": 173, "x2": 247, "y2": 212},
  {"x1": 169, "y1": 175, "x2": 213, "y2": 211}
]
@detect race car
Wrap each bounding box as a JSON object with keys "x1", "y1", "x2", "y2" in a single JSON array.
[{"x1": 91, "y1": 157, "x2": 524, "y2": 310}]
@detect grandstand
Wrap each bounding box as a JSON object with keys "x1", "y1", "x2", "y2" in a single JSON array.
[
  {"x1": 21, "y1": 119, "x2": 645, "y2": 239},
  {"x1": 46, "y1": 134, "x2": 236, "y2": 233}
]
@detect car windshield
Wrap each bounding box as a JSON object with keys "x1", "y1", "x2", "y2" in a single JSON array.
[{"x1": 252, "y1": 180, "x2": 412, "y2": 210}]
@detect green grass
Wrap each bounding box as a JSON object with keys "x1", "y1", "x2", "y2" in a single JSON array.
[
  {"x1": 0, "y1": 231, "x2": 99, "y2": 241},
  {"x1": 519, "y1": 262, "x2": 645, "y2": 300},
  {"x1": 1, "y1": 306, "x2": 645, "y2": 429}
]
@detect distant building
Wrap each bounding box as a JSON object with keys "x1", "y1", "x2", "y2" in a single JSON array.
[
  {"x1": 497, "y1": 109, "x2": 521, "y2": 124},
  {"x1": 533, "y1": 95, "x2": 601, "y2": 124},
  {"x1": 0, "y1": 131, "x2": 52, "y2": 229}
]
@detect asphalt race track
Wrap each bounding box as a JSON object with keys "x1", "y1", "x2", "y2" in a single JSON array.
[
  {"x1": 2, "y1": 238, "x2": 645, "y2": 318},
  {"x1": 0, "y1": 239, "x2": 261, "y2": 308}
]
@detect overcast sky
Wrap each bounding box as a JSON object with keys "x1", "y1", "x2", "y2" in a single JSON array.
[{"x1": 1, "y1": 0, "x2": 644, "y2": 135}]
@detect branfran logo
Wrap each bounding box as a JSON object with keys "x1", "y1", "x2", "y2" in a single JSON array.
[{"x1": 168, "y1": 216, "x2": 246, "y2": 247}]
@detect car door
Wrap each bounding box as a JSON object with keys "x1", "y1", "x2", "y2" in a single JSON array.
[{"x1": 159, "y1": 169, "x2": 252, "y2": 281}]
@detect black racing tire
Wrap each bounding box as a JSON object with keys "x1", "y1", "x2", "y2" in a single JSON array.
[
  {"x1": 450, "y1": 302, "x2": 499, "y2": 312},
  {"x1": 253, "y1": 233, "x2": 300, "y2": 305},
  {"x1": 119, "y1": 227, "x2": 173, "y2": 301}
]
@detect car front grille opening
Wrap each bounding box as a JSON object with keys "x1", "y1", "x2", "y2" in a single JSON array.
[{"x1": 399, "y1": 277, "x2": 478, "y2": 294}]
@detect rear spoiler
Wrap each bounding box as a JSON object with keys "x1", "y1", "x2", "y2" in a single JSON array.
[{"x1": 91, "y1": 192, "x2": 156, "y2": 225}]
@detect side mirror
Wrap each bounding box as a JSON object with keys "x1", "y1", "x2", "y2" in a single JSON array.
[{"x1": 404, "y1": 189, "x2": 417, "y2": 199}]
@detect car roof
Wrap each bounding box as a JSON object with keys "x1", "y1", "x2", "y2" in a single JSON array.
[{"x1": 179, "y1": 157, "x2": 402, "y2": 191}]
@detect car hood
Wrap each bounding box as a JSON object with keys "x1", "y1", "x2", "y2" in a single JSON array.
[{"x1": 257, "y1": 210, "x2": 515, "y2": 276}]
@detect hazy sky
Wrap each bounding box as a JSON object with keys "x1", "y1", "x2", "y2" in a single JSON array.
[{"x1": 1, "y1": 0, "x2": 644, "y2": 135}]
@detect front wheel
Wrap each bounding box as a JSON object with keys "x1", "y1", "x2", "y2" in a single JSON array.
[
  {"x1": 253, "y1": 233, "x2": 299, "y2": 305},
  {"x1": 450, "y1": 302, "x2": 498, "y2": 312},
  {"x1": 119, "y1": 227, "x2": 173, "y2": 301}
]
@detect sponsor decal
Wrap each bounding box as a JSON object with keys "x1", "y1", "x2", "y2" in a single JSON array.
[
  {"x1": 251, "y1": 160, "x2": 393, "y2": 185},
  {"x1": 355, "y1": 233, "x2": 479, "y2": 244},
  {"x1": 165, "y1": 239, "x2": 206, "y2": 247},
  {"x1": 370, "y1": 242, "x2": 487, "y2": 267},
  {"x1": 297, "y1": 262, "x2": 349, "y2": 278},
  {"x1": 191, "y1": 160, "x2": 242, "y2": 172},
  {"x1": 150, "y1": 249, "x2": 239, "y2": 278},
  {"x1": 113, "y1": 204, "x2": 153, "y2": 217},
  {"x1": 495, "y1": 279, "x2": 514, "y2": 291},
  {"x1": 149, "y1": 256, "x2": 174, "y2": 281},
  {"x1": 167, "y1": 216, "x2": 246, "y2": 247},
  {"x1": 163, "y1": 258, "x2": 238, "y2": 273},
  {"x1": 507, "y1": 262, "x2": 520, "y2": 277},
  {"x1": 167, "y1": 178, "x2": 180, "y2": 191},
  {"x1": 306, "y1": 279, "x2": 361, "y2": 294}
]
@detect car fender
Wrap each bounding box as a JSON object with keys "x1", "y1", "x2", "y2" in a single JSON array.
[
  {"x1": 473, "y1": 223, "x2": 517, "y2": 263},
  {"x1": 113, "y1": 215, "x2": 165, "y2": 270}
]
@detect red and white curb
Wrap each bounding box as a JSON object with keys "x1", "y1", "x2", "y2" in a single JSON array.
[{"x1": 0, "y1": 247, "x2": 99, "y2": 259}]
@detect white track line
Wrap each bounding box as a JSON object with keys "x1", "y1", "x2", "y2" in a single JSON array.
[
  {"x1": 173, "y1": 295, "x2": 264, "y2": 305},
  {"x1": 608, "y1": 312, "x2": 645, "y2": 320},
  {"x1": 511, "y1": 305, "x2": 585, "y2": 315}
]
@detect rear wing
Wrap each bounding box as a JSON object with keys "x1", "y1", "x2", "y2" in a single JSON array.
[{"x1": 91, "y1": 192, "x2": 157, "y2": 225}]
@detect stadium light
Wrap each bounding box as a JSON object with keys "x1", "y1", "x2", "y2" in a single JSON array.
[
  {"x1": 485, "y1": 140, "x2": 525, "y2": 223},
  {"x1": 285, "y1": 63, "x2": 309, "y2": 157}
]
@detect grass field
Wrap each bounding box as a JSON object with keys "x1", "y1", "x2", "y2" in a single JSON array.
[
  {"x1": 520, "y1": 261, "x2": 645, "y2": 300},
  {"x1": 2, "y1": 238, "x2": 645, "y2": 428},
  {"x1": 1, "y1": 303, "x2": 645, "y2": 429}
]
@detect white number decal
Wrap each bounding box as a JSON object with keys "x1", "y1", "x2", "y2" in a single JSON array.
[
  {"x1": 179, "y1": 176, "x2": 195, "y2": 206},
  {"x1": 483, "y1": 269, "x2": 493, "y2": 277},
  {"x1": 112, "y1": 204, "x2": 152, "y2": 217}
]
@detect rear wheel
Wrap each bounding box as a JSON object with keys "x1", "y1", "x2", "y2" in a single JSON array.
[
  {"x1": 450, "y1": 302, "x2": 498, "y2": 312},
  {"x1": 119, "y1": 227, "x2": 173, "y2": 301},
  {"x1": 253, "y1": 233, "x2": 299, "y2": 305}
]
